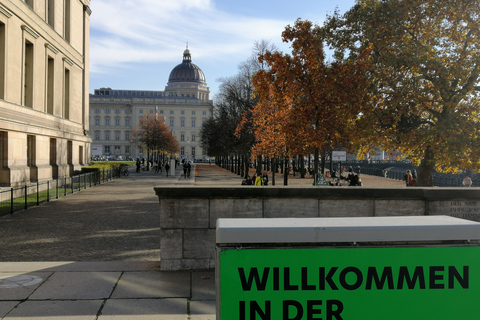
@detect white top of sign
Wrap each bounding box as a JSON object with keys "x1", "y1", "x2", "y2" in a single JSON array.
[{"x1": 216, "y1": 216, "x2": 480, "y2": 244}]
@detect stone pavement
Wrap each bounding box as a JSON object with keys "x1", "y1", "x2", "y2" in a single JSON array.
[{"x1": 0, "y1": 163, "x2": 405, "y2": 319}]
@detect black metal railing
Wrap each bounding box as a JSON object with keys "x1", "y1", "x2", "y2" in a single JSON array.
[{"x1": 0, "y1": 167, "x2": 123, "y2": 216}]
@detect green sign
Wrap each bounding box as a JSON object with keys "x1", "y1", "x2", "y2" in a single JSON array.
[{"x1": 219, "y1": 246, "x2": 480, "y2": 319}]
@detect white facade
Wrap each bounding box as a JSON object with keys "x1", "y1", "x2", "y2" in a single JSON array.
[
  {"x1": 89, "y1": 48, "x2": 213, "y2": 161},
  {"x1": 0, "y1": 0, "x2": 91, "y2": 187}
]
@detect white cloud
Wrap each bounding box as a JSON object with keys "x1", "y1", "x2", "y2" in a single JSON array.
[{"x1": 89, "y1": 0, "x2": 290, "y2": 74}]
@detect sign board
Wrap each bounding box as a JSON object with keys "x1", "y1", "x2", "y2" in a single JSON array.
[
  {"x1": 219, "y1": 246, "x2": 480, "y2": 319},
  {"x1": 332, "y1": 151, "x2": 347, "y2": 162},
  {"x1": 315, "y1": 174, "x2": 329, "y2": 186}
]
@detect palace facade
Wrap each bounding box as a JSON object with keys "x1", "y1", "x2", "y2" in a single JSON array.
[
  {"x1": 89, "y1": 48, "x2": 213, "y2": 162},
  {"x1": 0, "y1": 0, "x2": 91, "y2": 187}
]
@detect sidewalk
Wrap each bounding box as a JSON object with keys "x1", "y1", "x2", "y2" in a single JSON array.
[{"x1": 0, "y1": 164, "x2": 404, "y2": 319}]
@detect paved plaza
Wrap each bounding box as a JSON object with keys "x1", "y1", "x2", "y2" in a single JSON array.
[{"x1": 0, "y1": 164, "x2": 405, "y2": 319}]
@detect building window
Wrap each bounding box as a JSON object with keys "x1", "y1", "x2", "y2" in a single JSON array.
[
  {"x1": 181, "y1": 119, "x2": 185, "y2": 127},
  {"x1": 0, "y1": 131, "x2": 8, "y2": 172},
  {"x1": 114, "y1": 145, "x2": 121, "y2": 154},
  {"x1": 0, "y1": 22, "x2": 5, "y2": 100},
  {"x1": 125, "y1": 146, "x2": 130, "y2": 154},
  {"x1": 67, "y1": 141, "x2": 72, "y2": 166},
  {"x1": 46, "y1": 56, "x2": 54, "y2": 114},
  {"x1": 181, "y1": 147, "x2": 184, "y2": 156},
  {"x1": 24, "y1": 40, "x2": 34, "y2": 107},
  {"x1": 79, "y1": 145, "x2": 83, "y2": 165},
  {"x1": 191, "y1": 119, "x2": 196, "y2": 127},
  {"x1": 125, "y1": 109, "x2": 131, "y2": 114},
  {"x1": 95, "y1": 108, "x2": 100, "y2": 114},
  {"x1": 170, "y1": 119, "x2": 174, "y2": 127},
  {"x1": 115, "y1": 108, "x2": 120, "y2": 114},
  {"x1": 203, "y1": 111, "x2": 207, "y2": 115},
  {"x1": 105, "y1": 118, "x2": 110, "y2": 126},
  {"x1": 47, "y1": 0, "x2": 55, "y2": 28},
  {"x1": 180, "y1": 134, "x2": 185, "y2": 142},
  {"x1": 115, "y1": 118, "x2": 120, "y2": 126},
  {"x1": 125, "y1": 132, "x2": 130, "y2": 141},
  {"x1": 139, "y1": 110, "x2": 143, "y2": 114},
  {"x1": 115, "y1": 132, "x2": 120, "y2": 141},
  {"x1": 94, "y1": 132, "x2": 100, "y2": 140},
  {"x1": 181, "y1": 110, "x2": 185, "y2": 114},
  {"x1": 95, "y1": 118, "x2": 100, "y2": 126},
  {"x1": 192, "y1": 147, "x2": 196, "y2": 157},
  {"x1": 191, "y1": 135, "x2": 196, "y2": 142},
  {"x1": 105, "y1": 132, "x2": 110, "y2": 140},
  {"x1": 104, "y1": 146, "x2": 110, "y2": 154},
  {"x1": 105, "y1": 109, "x2": 110, "y2": 114},
  {"x1": 64, "y1": 68, "x2": 70, "y2": 119},
  {"x1": 125, "y1": 118, "x2": 130, "y2": 126},
  {"x1": 170, "y1": 110, "x2": 174, "y2": 114},
  {"x1": 160, "y1": 110, "x2": 164, "y2": 114},
  {"x1": 64, "y1": 0, "x2": 71, "y2": 41},
  {"x1": 192, "y1": 111, "x2": 196, "y2": 115}
]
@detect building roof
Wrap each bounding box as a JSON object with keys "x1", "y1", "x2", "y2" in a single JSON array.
[{"x1": 168, "y1": 48, "x2": 206, "y2": 85}]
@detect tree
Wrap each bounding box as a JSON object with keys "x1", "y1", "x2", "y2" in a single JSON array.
[
  {"x1": 321, "y1": 0, "x2": 480, "y2": 185},
  {"x1": 132, "y1": 114, "x2": 179, "y2": 164},
  {"x1": 200, "y1": 40, "x2": 277, "y2": 177},
  {"x1": 250, "y1": 19, "x2": 371, "y2": 184}
]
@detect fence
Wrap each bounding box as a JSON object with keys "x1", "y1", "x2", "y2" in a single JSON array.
[
  {"x1": 0, "y1": 167, "x2": 123, "y2": 216},
  {"x1": 336, "y1": 162, "x2": 478, "y2": 187}
]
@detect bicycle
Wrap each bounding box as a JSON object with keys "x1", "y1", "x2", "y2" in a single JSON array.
[{"x1": 120, "y1": 165, "x2": 129, "y2": 176}]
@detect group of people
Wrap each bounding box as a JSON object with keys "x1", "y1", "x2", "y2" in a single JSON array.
[
  {"x1": 241, "y1": 172, "x2": 269, "y2": 186},
  {"x1": 135, "y1": 158, "x2": 170, "y2": 175}
]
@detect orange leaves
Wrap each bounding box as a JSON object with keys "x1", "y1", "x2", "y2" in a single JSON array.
[{"x1": 247, "y1": 19, "x2": 372, "y2": 159}]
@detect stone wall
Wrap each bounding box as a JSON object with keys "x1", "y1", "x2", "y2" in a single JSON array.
[{"x1": 155, "y1": 186, "x2": 480, "y2": 271}]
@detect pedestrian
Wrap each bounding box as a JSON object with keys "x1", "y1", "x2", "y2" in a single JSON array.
[
  {"x1": 404, "y1": 170, "x2": 412, "y2": 187},
  {"x1": 153, "y1": 161, "x2": 158, "y2": 173},
  {"x1": 187, "y1": 161, "x2": 192, "y2": 178},
  {"x1": 463, "y1": 175, "x2": 472, "y2": 187},
  {"x1": 412, "y1": 170, "x2": 417, "y2": 180},
  {"x1": 165, "y1": 161, "x2": 170, "y2": 177},
  {"x1": 158, "y1": 161, "x2": 163, "y2": 173},
  {"x1": 245, "y1": 176, "x2": 253, "y2": 185},
  {"x1": 263, "y1": 172, "x2": 269, "y2": 186},
  {"x1": 183, "y1": 162, "x2": 188, "y2": 179},
  {"x1": 136, "y1": 158, "x2": 141, "y2": 173},
  {"x1": 255, "y1": 174, "x2": 263, "y2": 186}
]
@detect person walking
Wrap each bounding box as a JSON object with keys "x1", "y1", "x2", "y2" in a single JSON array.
[
  {"x1": 255, "y1": 174, "x2": 263, "y2": 186},
  {"x1": 165, "y1": 161, "x2": 170, "y2": 177},
  {"x1": 136, "y1": 158, "x2": 141, "y2": 173},
  {"x1": 263, "y1": 172, "x2": 269, "y2": 186},
  {"x1": 404, "y1": 170, "x2": 413, "y2": 187}
]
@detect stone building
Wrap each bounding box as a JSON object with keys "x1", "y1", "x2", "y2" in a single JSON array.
[
  {"x1": 89, "y1": 48, "x2": 213, "y2": 162},
  {"x1": 0, "y1": 0, "x2": 91, "y2": 187}
]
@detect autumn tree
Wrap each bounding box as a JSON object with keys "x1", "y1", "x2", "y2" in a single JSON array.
[
  {"x1": 132, "y1": 114, "x2": 179, "y2": 165},
  {"x1": 250, "y1": 19, "x2": 371, "y2": 184},
  {"x1": 321, "y1": 0, "x2": 480, "y2": 185},
  {"x1": 200, "y1": 40, "x2": 277, "y2": 177}
]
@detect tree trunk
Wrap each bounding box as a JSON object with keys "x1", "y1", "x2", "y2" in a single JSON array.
[
  {"x1": 416, "y1": 146, "x2": 435, "y2": 186},
  {"x1": 284, "y1": 155, "x2": 289, "y2": 186},
  {"x1": 300, "y1": 155, "x2": 305, "y2": 178},
  {"x1": 256, "y1": 155, "x2": 262, "y2": 176},
  {"x1": 272, "y1": 158, "x2": 276, "y2": 186}
]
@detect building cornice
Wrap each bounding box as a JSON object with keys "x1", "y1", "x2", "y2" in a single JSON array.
[{"x1": 0, "y1": 4, "x2": 12, "y2": 18}]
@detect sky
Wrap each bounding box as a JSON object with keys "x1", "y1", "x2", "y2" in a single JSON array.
[{"x1": 89, "y1": 0, "x2": 357, "y2": 99}]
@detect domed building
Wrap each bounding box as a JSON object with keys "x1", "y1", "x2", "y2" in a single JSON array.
[{"x1": 89, "y1": 48, "x2": 213, "y2": 162}]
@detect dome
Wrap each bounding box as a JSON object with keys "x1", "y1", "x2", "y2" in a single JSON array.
[{"x1": 168, "y1": 48, "x2": 206, "y2": 85}]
